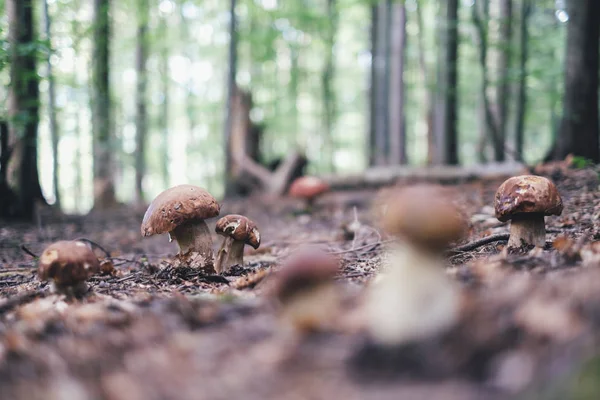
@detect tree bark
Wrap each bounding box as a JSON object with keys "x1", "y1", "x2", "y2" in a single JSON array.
[
  {"x1": 373, "y1": 1, "x2": 390, "y2": 166},
  {"x1": 415, "y1": 0, "x2": 435, "y2": 165},
  {"x1": 432, "y1": 0, "x2": 459, "y2": 165},
  {"x1": 5, "y1": 0, "x2": 46, "y2": 219},
  {"x1": 92, "y1": 0, "x2": 116, "y2": 209},
  {"x1": 158, "y1": 13, "x2": 170, "y2": 189},
  {"x1": 322, "y1": 0, "x2": 338, "y2": 172},
  {"x1": 552, "y1": 0, "x2": 600, "y2": 162},
  {"x1": 134, "y1": 0, "x2": 149, "y2": 204},
  {"x1": 224, "y1": 0, "x2": 239, "y2": 197},
  {"x1": 513, "y1": 0, "x2": 530, "y2": 161},
  {"x1": 494, "y1": 0, "x2": 513, "y2": 162},
  {"x1": 388, "y1": 1, "x2": 407, "y2": 165},
  {"x1": 368, "y1": 5, "x2": 378, "y2": 166},
  {"x1": 43, "y1": 0, "x2": 61, "y2": 209}
]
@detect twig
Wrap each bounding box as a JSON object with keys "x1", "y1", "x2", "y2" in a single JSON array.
[
  {"x1": 329, "y1": 239, "x2": 394, "y2": 255},
  {"x1": 74, "y1": 238, "x2": 111, "y2": 258},
  {"x1": 448, "y1": 233, "x2": 510, "y2": 254},
  {"x1": 20, "y1": 245, "x2": 39, "y2": 259}
]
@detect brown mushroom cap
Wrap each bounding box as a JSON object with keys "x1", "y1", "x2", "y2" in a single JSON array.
[
  {"x1": 289, "y1": 176, "x2": 329, "y2": 200},
  {"x1": 495, "y1": 175, "x2": 563, "y2": 222},
  {"x1": 38, "y1": 240, "x2": 100, "y2": 286},
  {"x1": 141, "y1": 184, "x2": 220, "y2": 236},
  {"x1": 215, "y1": 214, "x2": 261, "y2": 249},
  {"x1": 381, "y1": 184, "x2": 468, "y2": 249},
  {"x1": 273, "y1": 247, "x2": 339, "y2": 302}
]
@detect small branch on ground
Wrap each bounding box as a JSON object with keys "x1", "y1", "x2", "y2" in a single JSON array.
[
  {"x1": 20, "y1": 245, "x2": 39, "y2": 259},
  {"x1": 447, "y1": 233, "x2": 510, "y2": 255},
  {"x1": 74, "y1": 238, "x2": 111, "y2": 258}
]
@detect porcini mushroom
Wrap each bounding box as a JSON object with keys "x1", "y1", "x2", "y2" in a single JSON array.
[
  {"x1": 365, "y1": 185, "x2": 468, "y2": 346},
  {"x1": 214, "y1": 214, "x2": 260, "y2": 274},
  {"x1": 271, "y1": 247, "x2": 340, "y2": 333},
  {"x1": 141, "y1": 185, "x2": 220, "y2": 269},
  {"x1": 494, "y1": 175, "x2": 563, "y2": 248},
  {"x1": 288, "y1": 176, "x2": 329, "y2": 211},
  {"x1": 38, "y1": 240, "x2": 100, "y2": 296}
]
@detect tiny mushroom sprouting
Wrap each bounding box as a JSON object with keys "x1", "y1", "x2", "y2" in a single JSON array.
[
  {"x1": 38, "y1": 240, "x2": 100, "y2": 296},
  {"x1": 141, "y1": 184, "x2": 220, "y2": 269},
  {"x1": 271, "y1": 246, "x2": 340, "y2": 333},
  {"x1": 214, "y1": 214, "x2": 260, "y2": 274},
  {"x1": 495, "y1": 175, "x2": 563, "y2": 248},
  {"x1": 365, "y1": 184, "x2": 469, "y2": 346},
  {"x1": 288, "y1": 176, "x2": 330, "y2": 210}
]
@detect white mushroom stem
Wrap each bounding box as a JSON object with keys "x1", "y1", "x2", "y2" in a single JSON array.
[
  {"x1": 365, "y1": 242, "x2": 461, "y2": 346},
  {"x1": 214, "y1": 236, "x2": 245, "y2": 274},
  {"x1": 169, "y1": 220, "x2": 213, "y2": 258},
  {"x1": 507, "y1": 213, "x2": 546, "y2": 248},
  {"x1": 280, "y1": 284, "x2": 339, "y2": 333}
]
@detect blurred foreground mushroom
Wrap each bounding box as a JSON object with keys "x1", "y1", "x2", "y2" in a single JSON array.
[
  {"x1": 495, "y1": 175, "x2": 562, "y2": 248},
  {"x1": 141, "y1": 184, "x2": 220, "y2": 270},
  {"x1": 38, "y1": 240, "x2": 100, "y2": 296},
  {"x1": 365, "y1": 184, "x2": 468, "y2": 346},
  {"x1": 214, "y1": 214, "x2": 260, "y2": 274},
  {"x1": 271, "y1": 247, "x2": 340, "y2": 333},
  {"x1": 288, "y1": 176, "x2": 329, "y2": 211}
]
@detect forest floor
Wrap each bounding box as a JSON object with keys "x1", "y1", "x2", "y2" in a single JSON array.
[{"x1": 2, "y1": 165, "x2": 600, "y2": 400}]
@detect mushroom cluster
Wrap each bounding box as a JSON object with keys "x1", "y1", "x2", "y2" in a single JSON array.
[
  {"x1": 214, "y1": 214, "x2": 261, "y2": 274},
  {"x1": 365, "y1": 184, "x2": 468, "y2": 346}
]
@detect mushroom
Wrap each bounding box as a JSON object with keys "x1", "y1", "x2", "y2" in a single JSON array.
[
  {"x1": 494, "y1": 175, "x2": 563, "y2": 248},
  {"x1": 365, "y1": 184, "x2": 468, "y2": 346},
  {"x1": 214, "y1": 214, "x2": 260, "y2": 274},
  {"x1": 141, "y1": 184, "x2": 220, "y2": 269},
  {"x1": 288, "y1": 176, "x2": 329, "y2": 211},
  {"x1": 38, "y1": 240, "x2": 100, "y2": 296},
  {"x1": 271, "y1": 247, "x2": 340, "y2": 333}
]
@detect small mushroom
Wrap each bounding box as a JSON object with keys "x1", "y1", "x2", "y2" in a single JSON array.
[
  {"x1": 288, "y1": 176, "x2": 329, "y2": 211},
  {"x1": 365, "y1": 185, "x2": 468, "y2": 346},
  {"x1": 141, "y1": 185, "x2": 220, "y2": 269},
  {"x1": 271, "y1": 247, "x2": 340, "y2": 333},
  {"x1": 494, "y1": 175, "x2": 563, "y2": 248},
  {"x1": 38, "y1": 240, "x2": 100, "y2": 296},
  {"x1": 214, "y1": 214, "x2": 260, "y2": 274}
]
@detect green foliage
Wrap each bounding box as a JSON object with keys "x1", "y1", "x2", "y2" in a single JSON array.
[{"x1": 570, "y1": 156, "x2": 595, "y2": 169}]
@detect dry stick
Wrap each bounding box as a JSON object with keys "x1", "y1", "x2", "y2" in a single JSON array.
[
  {"x1": 20, "y1": 245, "x2": 39, "y2": 258},
  {"x1": 74, "y1": 238, "x2": 111, "y2": 258},
  {"x1": 447, "y1": 233, "x2": 510, "y2": 254}
]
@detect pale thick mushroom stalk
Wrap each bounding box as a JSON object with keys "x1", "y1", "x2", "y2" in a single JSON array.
[
  {"x1": 141, "y1": 185, "x2": 220, "y2": 270},
  {"x1": 38, "y1": 240, "x2": 100, "y2": 296},
  {"x1": 366, "y1": 184, "x2": 468, "y2": 346},
  {"x1": 214, "y1": 214, "x2": 260, "y2": 274},
  {"x1": 495, "y1": 175, "x2": 563, "y2": 248}
]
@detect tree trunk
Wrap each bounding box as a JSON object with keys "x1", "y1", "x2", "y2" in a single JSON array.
[
  {"x1": 373, "y1": 1, "x2": 390, "y2": 166},
  {"x1": 321, "y1": 0, "x2": 338, "y2": 172},
  {"x1": 43, "y1": 0, "x2": 61, "y2": 209},
  {"x1": 158, "y1": 14, "x2": 170, "y2": 189},
  {"x1": 134, "y1": 0, "x2": 148, "y2": 204},
  {"x1": 494, "y1": 0, "x2": 512, "y2": 162},
  {"x1": 224, "y1": 0, "x2": 239, "y2": 197},
  {"x1": 5, "y1": 0, "x2": 46, "y2": 219},
  {"x1": 368, "y1": 5, "x2": 378, "y2": 166},
  {"x1": 388, "y1": 1, "x2": 407, "y2": 165},
  {"x1": 415, "y1": 0, "x2": 435, "y2": 165},
  {"x1": 513, "y1": 0, "x2": 530, "y2": 161},
  {"x1": 552, "y1": 0, "x2": 600, "y2": 162},
  {"x1": 92, "y1": 0, "x2": 116, "y2": 209},
  {"x1": 432, "y1": 0, "x2": 459, "y2": 165}
]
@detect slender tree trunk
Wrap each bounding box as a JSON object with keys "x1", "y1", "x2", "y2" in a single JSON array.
[
  {"x1": 553, "y1": 0, "x2": 600, "y2": 162},
  {"x1": 224, "y1": 0, "x2": 238, "y2": 197},
  {"x1": 514, "y1": 0, "x2": 530, "y2": 161},
  {"x1": 415, "y1": 0, "x2": 435, "y2": 165},
  {"x1": 43, "y1": 0, "x2": 61, "y2": 208},
  {"x1": 5, "y1": 0, "x2": 46, "y2": 219},
  {"x1": 373, "y1": 1, "x2": 390, "y2": 166},
  {"x1": 158, "y1": 14, "x2": 170, "y2": 189},
  {"x1": 368, "y1": 5, "x2": 378, "y2": 166},
  {"x1": 494, "y1": 0, "x2": 512, "y2": 162},
  {"x1": 134, "y1": 0, "x2": 148, "y2": 204},
  {"x1": 432, "y1": 0, "x2": 459, "y2": 165},
  {"x1": 92, "y1": 0, "x2": 116, "y2": 209},
  {"x1": 322, "y1": 0, "x2": 338, "y2": 172},
  {"x1": 388, "y1": 1, "x2": 407, "y2": 165}
]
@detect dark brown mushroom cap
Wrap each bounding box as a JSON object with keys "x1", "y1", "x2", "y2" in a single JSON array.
[
  {"x1": 215, "y1": 214, "x2": 261, "y2": 249},
  {"x1": 495, "y1": 175, "x2": 563, "y2": 222},
  {"x1": 38, "y1": 240, "x2": 100, "y2": 286},
  {"x1": 288, "y1": 176, "x2": 330, "y2": 200},
  {"x1": 381, "y1": 184, "x2": 469, "y2": 250},
  {"x1": 141, "y1": 185, "x2": 220, "y2": 236},
  {"x1": 272, "y1": 247, "x2": 339, "y2": 302}
]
